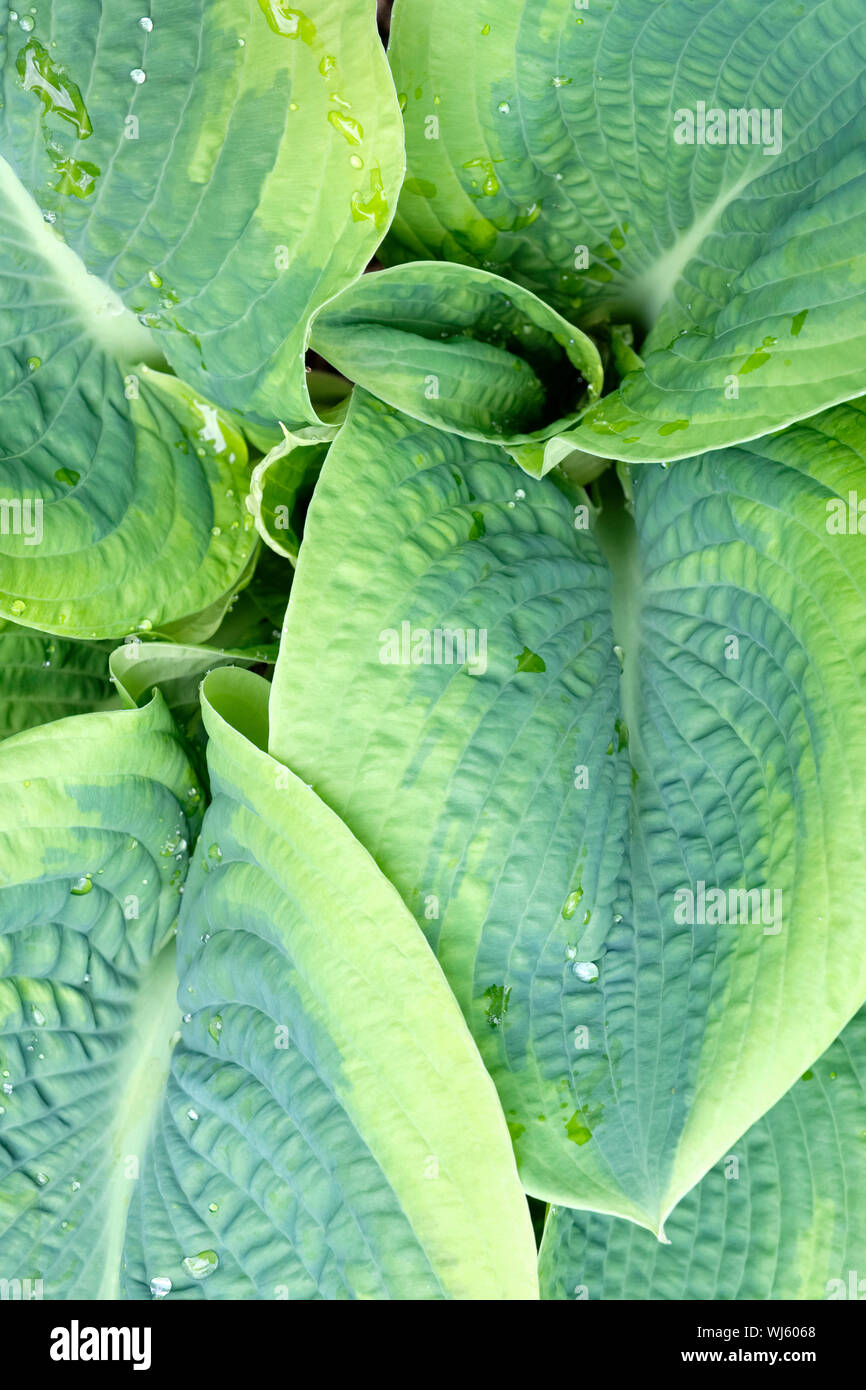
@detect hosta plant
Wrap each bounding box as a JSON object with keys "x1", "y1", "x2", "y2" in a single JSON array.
[{"x1": 0, "y1": 0, "x2": 864, "y2": 1302}]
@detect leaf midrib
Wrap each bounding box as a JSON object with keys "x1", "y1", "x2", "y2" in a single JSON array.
[
  {"x1": 0, "y1": 154, "x2": 156, "y2": 365},
  {"x1": 94, "y1": 940, "x2": 180, "y2": 1300}
]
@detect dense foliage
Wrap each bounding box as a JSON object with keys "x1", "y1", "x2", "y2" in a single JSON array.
[{"x1": 1, "y1": 0, "x2": 864, "y2": 1301}]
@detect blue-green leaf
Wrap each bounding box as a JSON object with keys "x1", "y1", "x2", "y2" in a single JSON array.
[
  {"x1": 387, "y1": 0, "x2": 866, "y2": 461},
  {"x1": 269, "y1": 389, "x2": 866, "y2": 1231},
  {"x1": 122, "y1": 667, "x2": 539, "y2": 1300},
  {"x1": 539, "y1": 1007, "x2": 866, "y2": 1300},
  {"x1": 0, "y1": 622, "x2": 117, "y2": 738},
  {"x1": 311, "y1": 261, "x2": 603, "y2": 468},
  {"x1": 0, "y1": 696, "x2": 203, "y2": 1298},
  {"x1": 1, "y1": 0, "x2": 404, "y2": 424}
]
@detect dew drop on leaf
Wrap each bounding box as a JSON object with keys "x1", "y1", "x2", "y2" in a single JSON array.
[
  {"x1": 182, "y1": 1250, "x2": 219, "y2": 1280},
  {"x1": 572, "y1": 961, "x2": 599, "y2": 982},
  {"x1": 562, "y1": 889, "x2": 583, "y2": 919},
  {"x1": 258, "y1": 1, "x2": 316, "y2": 43}
]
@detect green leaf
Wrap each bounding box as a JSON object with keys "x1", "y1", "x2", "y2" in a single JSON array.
[
  {"x1": 240, "y1": 545, "x2": 295, "y2": 636},
  {"x1": 0, "y1": 622, "x2": 117, "y2": 739},
  {"x1": 1, "y1": 0, "x2": 404, "y2": 425},
  {"x1": 0, "y1": 176, "x2": 258, "y2": 637},
  {"x1": 122, "y1": 667, "x2": 538, "y2": 1300},
  {"x1": 269, "y1": 389, "x2": 866, "y2": 1232},
  {"x1": 387, "y1": 0, "x2": 866, "y2": 461},
  {"x1": 539, "y1": 1006, "x2": 866, "y2": 1300},
  {"x1": 311, "y1": 262, "x2": 603, "y2": 466},
  {"x1": 109, "y1": 638, "x2": 273, "y2": 771},
  {"x1": 0, "y1": 695, "x2": 204, "y2": 1298},
  {"x1": 247, "y1": 424, "x2": 336, "y2": 562}
]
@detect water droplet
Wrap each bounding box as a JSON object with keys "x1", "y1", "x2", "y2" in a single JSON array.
[
  {"x1": 1, "y1": 1082, "x2": 13, "y2": 1097},
  {"x1": 53, "y1": 155, "x2": 100, "y2": 199},
  {"x1": 150, "y1": 1275, "x2": 171, "y2": 1299},
  {"x1": 130, "y1": 68, "x2": 146, "y2": 84},
  {"x1": 31, "y1": 1006, "x2": 46, "y2": 1026},
  {"x1": 36, "y1": 1171, "x2": 49, "y2": 1185},
  {"x1": 208, "y1": 1015, "x2": 223, "y2": 1044},
  {"x1": 186, "y1": 1108, "x2": 199, "y2": 1121},
  {"x1": 498, "y1": 101, "x2": 510, "y2": 114},
  {"x1": 147, "y1": 268, "x2": 162, "y2": 288},
  {"x1": 10, "y1": 599, "x2": 26, "y2": 616},
  {"x1": 349, "y1": 153, "x2": 363, "y2": 169},
  {"x1": 208, "y1": 844, "x2": 222, "y2": 861},
  {"x1": 514, "y1": 488, "x2": 525, "y2": 500},
  {"x1": 139, "y1": 16, "x2": 154, "y2": 31},
  {"x1": 328, "y1": 109, "x2": 363, "y2": 146},
  {"x1": 562, "y1": 888, "x2": 584, "y2": 920},
  {"x1": 551, "y1": 74, "x2": 572, "y2": 87},
  {"x1": 42, "y1": 209, "x2": 57, "y2": 224},
  {"x1": 182, "y1": 1249, "x2": 219, "y2": 1280},
  {"x1": 319, "y1": 54, "x2": 336, "y2": 76},
  {"x1": 350, "y1": 164, "x2": 388, "y2": 228},
  {"x1": 572, "y1": 961, "x2": 599, "y2": 983},
  {"x1": 258, "y1": 2, "x2": 316, "y2": 42},
  {"x1": 19, "y1": 15, "x2": 34, "y2": 32},
  {"x1": 70, "y1": 875, "x2": 92, "y2": 896},
  {"x1": 483, "y1": 984, "x2": 511, "y2": 1029},
  {"x1": 207, "y1": 1202, "x2": 219, "y2": 1213}
]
